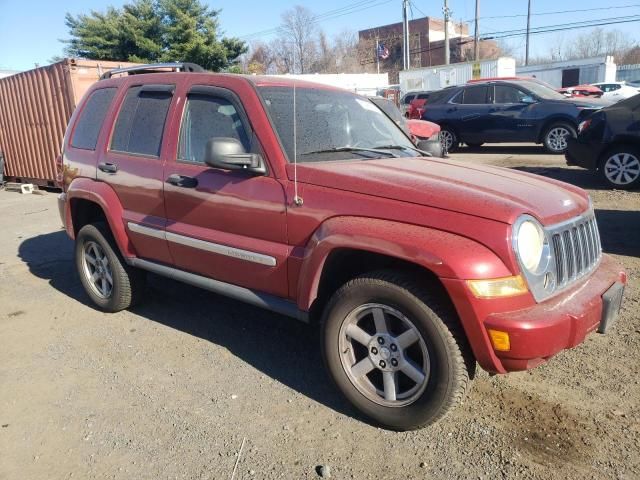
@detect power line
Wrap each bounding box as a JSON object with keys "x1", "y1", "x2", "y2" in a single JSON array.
[{"x1": 239, "y1": 0, "x2": 394, "y2": 40}]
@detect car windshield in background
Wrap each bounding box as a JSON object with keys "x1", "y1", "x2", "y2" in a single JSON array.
[
  {"x1": 258, "y1": 86, "x2": 420, "y2": 163},
  {"x1": 517, "y1": 81, "x2": 567, "y2": 100}
]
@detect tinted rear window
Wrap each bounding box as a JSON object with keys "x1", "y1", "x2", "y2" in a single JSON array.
[
  {"x1": 70, "y1": 88, "x2": 116, "y2": 150},
  {"x1": 462, "y1": 86, "x2": 489, "y2": 104},
  {"x1": 111, "y1": 85, "x2": 173, "y2": 157}
]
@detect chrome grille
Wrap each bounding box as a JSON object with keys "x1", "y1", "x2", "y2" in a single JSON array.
[{"x1": 550, "y1": 214, "x2": 601, "y2": 287}]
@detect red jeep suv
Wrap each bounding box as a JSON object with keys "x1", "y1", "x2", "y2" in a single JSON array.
[{"x1": 57, "y1": 63, "x2": 626, "y2": 431}]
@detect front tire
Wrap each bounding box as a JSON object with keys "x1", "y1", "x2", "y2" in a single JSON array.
[
  {"x1": 543, "y1": 122, "x2": 576, "y2": 154},
  {"x1": 321, "y1": 271, "x2": 474, "y2": 431},
  {"x1": 75, "y1": 222, "x2": 145, "y2": 312},
  {"x1": 599, "y1": 145, "x2": 640, "y2": 189}
]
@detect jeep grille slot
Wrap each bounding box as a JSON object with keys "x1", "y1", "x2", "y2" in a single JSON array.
[{"x1": 551, "y1": 214, "x2": 601, "y2": 287}]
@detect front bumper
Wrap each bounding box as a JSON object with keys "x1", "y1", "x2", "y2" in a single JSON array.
[
  {"x1": 443, "y1": 254, "x2": 626, "y2": 373},
  {"x1": 565, "y1": 137, "x2": 605, "y2": 170}
]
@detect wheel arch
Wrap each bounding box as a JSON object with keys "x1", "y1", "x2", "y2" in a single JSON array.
[
  {"x1": 536, "y1": 115, "x2": 577, "y2": 142},
  {"x1": 66, "y1": 178, "x2": 136, "y2": 258}
]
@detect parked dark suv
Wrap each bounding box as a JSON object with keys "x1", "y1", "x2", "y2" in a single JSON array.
[
  {"x1": 422, "y1": 80, "x2": 606, "y2": 153},
  {"x1": 566, "y1": 93, "x2": 640, "y2": 189}
]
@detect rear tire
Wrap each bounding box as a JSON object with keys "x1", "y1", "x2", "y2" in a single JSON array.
[
  {"x1": 599, "y1": 145, "x2": 640, "y2": 189},
  {"x1": 321, "y1": 271, "x2": 474, "y2": 431},
  {"x1": 439, "y1": 127, "x2": 459, "y2": 153},
  {"x1": 75, "y1": 222, "x2": 146, "y2": 312},
  {"x1": 542, "y1": 122, "x2": 576, "y2": 154}
]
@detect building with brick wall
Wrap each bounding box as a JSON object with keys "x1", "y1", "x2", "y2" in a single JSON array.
[{"x1": 359, "y1": 16, "x2": 498, "y2": 83}]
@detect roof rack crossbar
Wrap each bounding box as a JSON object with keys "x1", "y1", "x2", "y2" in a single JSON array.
[{"x1": 99, "y1": 62, "x2": 205, "y2": 80}]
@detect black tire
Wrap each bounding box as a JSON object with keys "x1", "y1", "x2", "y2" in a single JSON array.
[
  {"x1": 321, "y1": 271, "x2": 474, "y2": 431},
  {"x1": 439, "y1": 126, "x2": 459, "y2": 153},
  {"x1": 542, "y1": 122, "x2": 576, "y2": 154},
  {"x1": 75, "y1": 222, "x2": 145, "y2": 312},
  {"x1": 598, "y1": 145, "x2": 640, "y2": 190},
  {"x1": 466, "y1": 142, "x2": 484, "y2": 149}
]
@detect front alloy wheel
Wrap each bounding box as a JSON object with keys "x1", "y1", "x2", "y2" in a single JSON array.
[
  {"x1": 322, "y1": 271, "x2": 474, "y2": 431},
  {"x1": 81, "y1": 241, "x2": 113, "y2": 299},
  {"x1": 543, "y1": 123, "x2": 575, "y2": 153},
  {"x1": 600, "y1": 148, "x2": 640, "y2": 189},
  {"x1": 339, "y1": 304, "x2": 430, "y2": 407},
  {"x1": 439, "y1": 127, "x2": 458, "y2": 153}
]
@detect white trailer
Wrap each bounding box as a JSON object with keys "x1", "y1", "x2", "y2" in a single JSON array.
[
  {"x1": 516, "y1": 56, "x2": 616, "y2": 88},
  {"x1": 399, "y1": 57, "x2": 516, "y2": 94}
]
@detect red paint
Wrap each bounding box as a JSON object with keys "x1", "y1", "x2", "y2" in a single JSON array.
[{"x1": 59, "y1": 72, "x2": 626, "y2": 374}]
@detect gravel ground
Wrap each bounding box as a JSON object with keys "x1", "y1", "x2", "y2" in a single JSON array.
[{"x1": 0, "y1": 145, "x2": 638, "y2": 479}]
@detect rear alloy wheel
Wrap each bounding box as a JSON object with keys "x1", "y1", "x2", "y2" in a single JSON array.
[
  {"x1": 600, "y1": 147, "x2": 640, "y2": 189},
  {"x1": 543, "y1": 123, "x2": 576, "y2": 154},
  {"x1": 439, "y1": 127, "x2": 458, "y2": 153},
  {"x1": 322, "y1": 271, "x2": 474, "y2": 431}
]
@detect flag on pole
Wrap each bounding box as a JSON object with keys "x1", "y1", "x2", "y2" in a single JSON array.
[{"x1": 377, "y1": 42, "x2": 390, "y2": 60}]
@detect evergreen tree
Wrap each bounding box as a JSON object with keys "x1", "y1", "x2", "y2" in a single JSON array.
[{"x1": 63, "y1": 0, "x2": 246, "y2": 71}]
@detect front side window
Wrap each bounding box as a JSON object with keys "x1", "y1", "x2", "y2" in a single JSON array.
[
  {"x1": 494, "y1": 85, "x2": 528, "y2": 104},
  {"x1": 110, "y1": 85, "x2": 173, "y2": 157},
  {"x1": 71, "y1": 88, "x2": 116, "y2": 150},
  {"x1": 462, "y1": 86, "x2": 489, "y2": 104},
  {"x1": 258, "y1": 86, "x2": 419, "y2": 163},
  {"x1": 178, "y1": 94, "x2": 250, "y2": 163}
]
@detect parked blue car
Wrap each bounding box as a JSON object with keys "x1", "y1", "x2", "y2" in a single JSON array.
[{"x1": 421, "y1": 79, "x2": 608, "y2": 154}]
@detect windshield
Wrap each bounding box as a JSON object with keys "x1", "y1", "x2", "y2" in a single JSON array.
[
  {"x1": 258, "y1": 86, "x2": 420, "y2": 162},
  {"x1": 517, "y1": 80, "x2": 567, "y2": 100}
]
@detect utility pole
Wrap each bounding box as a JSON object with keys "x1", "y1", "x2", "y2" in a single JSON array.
[
  {"x1": 402, "y1": 0, "x2": 410, "y2": 70},
  {"x1": 474, "y1": 0, "x2": 480, "y2": 61},
  {"x1": 443, "y1": 0, "x2": 450, "y2": 65},
  {"x1": 525, "y1": 0, "x2": 532, "y2": 65},
  {"x1": 376, "y1": 37, "x2": 380, "y2": 74}
]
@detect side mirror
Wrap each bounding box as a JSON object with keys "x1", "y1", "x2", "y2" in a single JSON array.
[
  {"x1": 522, "y1": 95, "x2": 537, "y2": 104},
  {"x1": 416, "y1": 139, "x2": 443, "y2": 158},
  {"x1": 204, "y1": 137, "x2": 266, "y2": 175}
]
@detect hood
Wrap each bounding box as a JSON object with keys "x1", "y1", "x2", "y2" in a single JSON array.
[
  {"x1": 405, "y1": 119, "x2": 440, "y2": 138},
  {"x1": 559, "y1": 96, "x2": 613, "y2": 109},
  {"x1": 294, "y1": 157, "x2": 589, "y2": 225}
]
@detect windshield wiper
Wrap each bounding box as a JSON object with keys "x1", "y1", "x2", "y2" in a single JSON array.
[
  {"x1": 374, "y1": 144, "x2": 433, "y2": 157},
  {"x1": 300, "y1": 146, "x2": 399, "y2": 157}
]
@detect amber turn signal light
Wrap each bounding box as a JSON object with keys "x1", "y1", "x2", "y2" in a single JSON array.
[{"x1": 488, "y1": 329, "x2": 511, "y2": 352}]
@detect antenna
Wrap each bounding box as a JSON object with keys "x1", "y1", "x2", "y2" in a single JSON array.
[{"x1": 293, "y1": 81, "x2": 303, "y2": 206}]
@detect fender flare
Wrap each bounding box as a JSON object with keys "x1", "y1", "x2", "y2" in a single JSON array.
[
  {"x1": 296, "y1": 216, "x2": 513, "y2": 311},
  {"x1": 65, "y1": 178, "x2": 136, "y2": 258}
]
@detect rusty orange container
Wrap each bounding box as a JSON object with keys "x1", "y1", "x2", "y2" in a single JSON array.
[{"x1": 0, "y1": 58, "x2": 138, "y2": 186}]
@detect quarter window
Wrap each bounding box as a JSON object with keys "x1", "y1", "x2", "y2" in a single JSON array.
[
  {"x1": 110, "y1": 85, "x2": 173, "y2": 157},
  {"x1": 178, "y1": 94, "x2": 250, "y2": 164},
  {"x1": 70, "y1": 88, "x2": 116, "y2": 150}
]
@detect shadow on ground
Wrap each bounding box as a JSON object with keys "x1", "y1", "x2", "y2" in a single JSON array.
[
  {"x1": 458, "y1": 145, "x2": 548, "y2": 155},
  {"x1": 18, "y1": 230, "x2": 360, "y2": 423},
  {"x1": 595, "y1": 209, "x2": 640, "y2": 257},
  {"x1": 513, "y1": 166, "x2": 606, "y2": 190}
]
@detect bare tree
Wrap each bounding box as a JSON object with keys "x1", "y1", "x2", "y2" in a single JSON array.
[{"x1": 279, "y1": 5, "x2": 318, "y2": 73}]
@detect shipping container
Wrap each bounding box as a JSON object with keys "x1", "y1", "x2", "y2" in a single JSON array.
[
  {"x1": 0, "y1": 58, "x2": 138, "y2": 186},
  {"x1": 517, "y1": 56, "x2": 616, "y2": 88},
  {"x1": 399, "y1": 57, "x2": 516, "y2": 94}
]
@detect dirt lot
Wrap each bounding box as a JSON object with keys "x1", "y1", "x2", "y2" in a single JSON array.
[{"x1": 1, "y1": 145, "x2": 639, "y2": 480}]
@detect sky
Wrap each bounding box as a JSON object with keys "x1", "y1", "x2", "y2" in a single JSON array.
[{"x1": 1, "y1": 0, "x2": 639, "y2": 71}]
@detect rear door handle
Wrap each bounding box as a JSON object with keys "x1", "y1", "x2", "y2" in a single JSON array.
[
  {"x1": 166, "y1": 173, "x2": 198, "y2": 188},
  {"x1": 98, "y1": 162, "x2": 118, "y2": 173}
]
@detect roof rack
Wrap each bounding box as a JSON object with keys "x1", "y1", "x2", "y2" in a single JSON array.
[{"x1": 100, "y1": 62, "x2": 205, "y2": 80}]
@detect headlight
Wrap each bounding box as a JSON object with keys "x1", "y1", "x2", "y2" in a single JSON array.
[{"x1": 516, "y1": 219, "x2": 545, "y2": 272}]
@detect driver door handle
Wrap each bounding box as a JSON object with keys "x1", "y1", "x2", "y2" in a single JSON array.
[{"x1": 167, "y1": 173, "x2": 198, "y2": 188}]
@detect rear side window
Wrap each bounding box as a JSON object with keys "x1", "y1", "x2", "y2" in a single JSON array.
[
  {"x1": 110, "y1": 85, "x2": 174, "y2": 157},
  {"x1": 462, "y1": 86, "x2": 489, "y2": 104},
  {"x1": 178, "y1": 94, "x2": 250, "y2": 163},
  {"x1": 70, "y1": 88, "x2": 116, "y2": 150}
]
